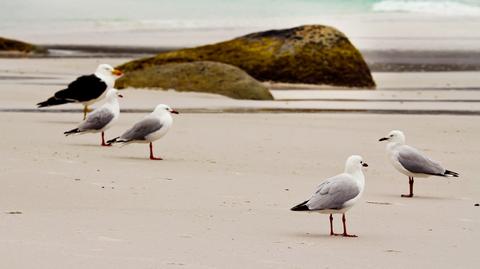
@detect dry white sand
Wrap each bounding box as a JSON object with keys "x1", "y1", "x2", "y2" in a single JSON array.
[
  {"x1": 0, "y1": 57, "x2": 479, "y2": 268},
  {"x1": 0, "y1": 112, "x2": 478, "y2": 269}
]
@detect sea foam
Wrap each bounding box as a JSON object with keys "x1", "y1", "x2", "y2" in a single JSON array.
[{"x1": 373, "y1": 0, "x2": 480, "y2": 16}]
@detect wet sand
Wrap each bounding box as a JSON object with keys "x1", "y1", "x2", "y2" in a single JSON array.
[
  {"x1": 1, "y1": 58, "x2": 480, "y2": 115},
  {"x1": 5, "y1": 46, "x2": 480, "y2": 73}
]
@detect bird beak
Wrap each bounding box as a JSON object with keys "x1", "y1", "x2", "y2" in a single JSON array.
[
  {"x1": 379, "y1": 137, "x2": 388, "y2": 142},
  {"x1": 170, "y1": 110, "x2": 179, "y2": 114},
  {"x1": 117, "y1": 94, "x2": 124, "y2": 98},
  {"x1": 362, "y1": 162, "x2": 369, "y2": 167},
  {"x1": 111, "y1": 69, "x2": 123, "y2": 76}
]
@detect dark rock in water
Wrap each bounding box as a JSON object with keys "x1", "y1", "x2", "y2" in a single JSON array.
[
  {"x1": 0, "y1": 37, "x2": 47, "y2": 55},
  {"x1": 118, "y1": 25, "x2": 375, "y2": 88},
  {"x1": 116, "y1": 61, "x2": 273, "y2": 100}
]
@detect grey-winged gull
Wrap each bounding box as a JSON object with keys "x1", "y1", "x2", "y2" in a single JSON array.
[
  {"x1": 291, "y1": 155, "x2": 368, "y2": 237},
  {"x1": 379, "y1": 130, "x2": 459, "y2": 198},
  {"x1": 64, "y1": 88, "x2": 123, "y2": 146},
  {"x1": 107, "y1": 104, "x2": 179, "y2": 160},
  {"x1": 37, "y1": 64, "x2": 123, "y2": 119}
]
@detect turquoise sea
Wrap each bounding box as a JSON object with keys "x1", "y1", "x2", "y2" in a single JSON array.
[
  {"x1": 1, "y1": 0, "x2": 480, "y2": 49},
  {"x1": 2, "y1": 0, "x2": 479, "y2": 25}
]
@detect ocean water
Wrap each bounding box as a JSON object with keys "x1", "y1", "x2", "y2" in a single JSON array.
[{"x1": 1, "y1": 0, "x2": 480, "y2": 50}]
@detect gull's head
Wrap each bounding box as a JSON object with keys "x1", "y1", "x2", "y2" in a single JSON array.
[
  {"x1": 345, "y1": 155, "x2": 368, "y2": 173},
  {"x1": 153, "y1": 104, "x2": 179, "y2": 115},
  {"x1": 379, "y1": 130, "x2": 405, "y2": 144},
  {"x1": 105, "y1": 88, "x2": 123, "y2": 100},
  {"x1": 95, "y1": 64, "x2": 123, "y2": 79}
]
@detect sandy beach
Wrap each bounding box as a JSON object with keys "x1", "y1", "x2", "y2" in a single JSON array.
[
  {"x1": 0, "y1": 111, "x2": 478, "y2": 268},
  {"x1": 2, "y1": 1, "x2": 480, "y2": 267},
  {"x1": 0, "y1": 57, "x2": 479, "y2": 268}
]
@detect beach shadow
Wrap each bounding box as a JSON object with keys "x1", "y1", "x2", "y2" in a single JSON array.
[
  {"x1": 110, "y1": 155, "x2": 157, "y2": 161},
  {"x1": 405, "y1": 195, "x2": 457, "y2": 201},
  {"x1": 288, "y1": 232, "x2": 336, "y2": 239},
  {"x1": 40, "y1": 119, "x2": 80, "y2": 125},
  {"x1": 110, "y1": 155, "x2": 183, "y2": 162},
  {"x1": 375, "y1": 193, "x2": 455, "y2": 201},
  {"x1": 366, "y1": 201, "x2": 393, "y2": 206},
  {"x1": 69, "y1": 143, "x2": 105, "y2": 148}
]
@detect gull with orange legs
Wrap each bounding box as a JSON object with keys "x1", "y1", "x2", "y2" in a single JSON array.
[{"x1": 37, "y1": 64, "x2": 123, "y2": 119}]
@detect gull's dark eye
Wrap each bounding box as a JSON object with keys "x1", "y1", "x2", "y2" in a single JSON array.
[{"x1": 390, "y1": 134, "x2": 394, "y2": 137}]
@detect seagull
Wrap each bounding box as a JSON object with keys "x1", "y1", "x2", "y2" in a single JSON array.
[
  {"x1": 64, "y1": 88, "x2": 123, "y2": 146},
  {"x1": 37, "y1": 64, "x2": 123, "y2": 119},
  {"x1": 379, "y1": 130, "x2": 459, "y2": 198},
  {"x1": 291, "y1": 155, "x2": 368, "y2": 237},
  {"x1": 107, "y1": 104, "x2": 179, "y2": 160}
]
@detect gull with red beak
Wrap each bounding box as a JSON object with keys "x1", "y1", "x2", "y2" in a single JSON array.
[
  {"x1": 107, "y1": 104, "x2": 179, "y2": 160},
  {"x1": 291, "y1": 155, "x2": 368, "y2": 237},
  {"x1": 64, "y1": 88, "x2": 123, "y2": 146},
  {"x1": 379, "y1": 130, "x2": 459, "y2": 198},
  {"x1": 37, "y1": 64, "x2": 123, "y2": 119}
]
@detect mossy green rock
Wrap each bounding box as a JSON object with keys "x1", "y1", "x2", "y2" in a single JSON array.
[
  {"x1": 116, "y1": 61, "x2": 273, "y2": 100},
  {"x1": 0, "y1": 37, "x2": 46, "y2": 54},
  {"x1": 118, "y1": 25, "x2": 375, "y2": 88}
]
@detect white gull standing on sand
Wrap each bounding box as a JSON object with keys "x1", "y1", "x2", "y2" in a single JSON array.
[
  {"x1": 37, "y1": 64, "x2": 123, "y2": 119},
  {"x1": 107, "y1": 104, "x2": 179, "y2": 160},
  {"x1": 291, "y1": 155, "x2": 368, "y2": 237},
  {"x1": 64, "y1": 88, "x2": 123, "y2": 146},
  {"x1": 379, "y1": 130, "x2": 459, "y2": 197}
]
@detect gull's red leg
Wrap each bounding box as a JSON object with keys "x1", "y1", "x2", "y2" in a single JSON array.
[
  {"x1": 101, "y1": 132, "x2": 111, "y2": 147},
  {"x1": 330, "y1": 214, "x2": 342, "y2": 236},
  {"x1": 401, "y1": 177, "x2": 414, "y2": 198},
  {"x1": 342, "y1": 214, "x2": 357, "y2": 237},
  {"x1": 329, "y1": 214, "x2": 336, "y2": 236},
  {"x1": 149, "y1": 142, "x2": 163, "y2": 160}
]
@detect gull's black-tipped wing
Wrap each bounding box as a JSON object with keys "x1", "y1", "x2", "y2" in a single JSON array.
[{"x1": 37, "y1": 74, "x2": 107, "y2": 107}]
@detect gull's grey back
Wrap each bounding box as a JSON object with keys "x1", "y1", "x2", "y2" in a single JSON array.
[
  {"x1": 79, "y1": 108, "x2": 114, "y2": 131},
  {"x1": 306, "y1": 174, "x2": 360, "y2": 210},
  {"x1": 397, "y1": 145, "x2": 445, "y2": 176},
  {"x1": 120, "y1": 118, "x2": 163, "y2": 141}
]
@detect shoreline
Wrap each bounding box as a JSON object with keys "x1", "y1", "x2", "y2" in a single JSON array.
[
  {"x1": 3, "y1": 45, "x2": 480, "y2": 72},
  {"x1": 362, "y1": 50, "x2": 480, "y2": 72},
  {"x1": 1, "y1": 57, "x2": 479, "y2": 116},
  {"x1": 3, "y1": 108, "x2": 480, "y2": 116}
]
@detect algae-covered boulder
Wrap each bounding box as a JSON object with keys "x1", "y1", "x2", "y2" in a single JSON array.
[
  {"x1": 0, "y1": 37, "x2": 46, "y2": 55},
  {"x1": 118, "y1": 25, "x2": 375, "y2": 88},
  {"x1": 116, "y1": 61, "x2": 273, "y2": 100}
]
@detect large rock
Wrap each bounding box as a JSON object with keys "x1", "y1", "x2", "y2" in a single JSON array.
[
  {"x1": 0, "y1": 37, "x2": 46, "y2": 55},
  {"x1": 118, "y1": 25, "x2": 375, "y2": 88},
  {"x1": 116, "y1": 61, "x2": 273, "y2": 100}
]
